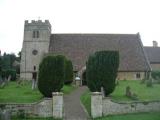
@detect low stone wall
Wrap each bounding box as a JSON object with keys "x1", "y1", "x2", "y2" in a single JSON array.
[
  {"x1": 91, "y1": 92, "x2": 160, "y2": 118},
  {"x1": 103, "y1": 98, "x2": 160, "y2": 116},
  {"x1": 0, "y1": 98, "x2": 53, "y2": 117}
]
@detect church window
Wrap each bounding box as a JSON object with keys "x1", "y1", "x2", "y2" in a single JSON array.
[
  {"x1": 33, "y1": 31, "x2": 36, "y2": 38},
  {"x1": 136, "y1": 73, "x2": 141, "y2": 79},
  {"x1": 32, "y1": 49, "x2": 38, "y2": 55},
  {"x1": 33, "y1": 30, "x2": 39, "y2": 38},
  {"x1": 36, "y1": 31, "x2": 39, "y2": 38}
]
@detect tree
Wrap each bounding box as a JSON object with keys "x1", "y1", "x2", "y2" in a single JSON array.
[
  {"x1": 38, "y1": 55, "x2": 66, "y2": 97},
  {"x1": 64, "y1": 59, "x2": 73, "y2": 84},
  {"x1": 86, "y1": 51, "x2": 119, "y2": 96}
]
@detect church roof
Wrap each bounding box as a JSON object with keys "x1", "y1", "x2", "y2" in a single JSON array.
[
  {"x1": 144, "y1": 46, "x2": 160, "y2": 64},
  {"x1": 49, "y1": 33, "x2": 151, "y2": 72}
]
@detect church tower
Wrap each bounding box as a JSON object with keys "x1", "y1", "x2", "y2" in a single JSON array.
[{"x1": 20, "y1": 20, "x2": 51, "y2": 80}]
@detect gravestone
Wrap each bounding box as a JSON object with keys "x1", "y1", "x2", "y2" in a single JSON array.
[{"x1": 0, "y1": 109, "x2": 11, "y2": 120}]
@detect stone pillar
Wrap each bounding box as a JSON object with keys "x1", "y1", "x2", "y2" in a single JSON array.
[
  {"x1": 52, "y1": 92, "x2": 63, "y2": 118},
  {"x1": 91, "y1": 92, "x2": 103, "y2": 118}
]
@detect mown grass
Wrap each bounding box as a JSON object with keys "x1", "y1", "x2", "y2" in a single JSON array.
[
  {"x1": 80, "y1": 80, "x2": 160, "y2": 118},
  {"x1": 111, "y1": 80, "x2": 160, "y2": 101},
  {"x1": 0, "y1": 81, "x2": 43, "y2": 103},
  {"x1": 80, "y1": 89, "x2": 91, "y2": 116},
  {"x1": 61, "y1": 84, "x2": 76, "y2": 94},
  {"x1": 94, "y1": 112, "x2": 160, "y2": 120},
  {"x1": 0, "y1": 81, "x2": 76, "y2": 103}
]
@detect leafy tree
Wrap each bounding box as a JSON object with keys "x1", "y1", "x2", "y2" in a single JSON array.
[
  {"x1": 64, "y1": 59, "x2": 73, "y2": 84},
  {"x1": 38, "y1": 55, "x2": 66, "y2": 97},
  {"x1": 86, "y1": 51, "x2": 119, "y2": 96}
]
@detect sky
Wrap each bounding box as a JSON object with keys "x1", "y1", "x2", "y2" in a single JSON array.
[{"x1": 0, "y1": 0, "x2": 160, "y2": 55}]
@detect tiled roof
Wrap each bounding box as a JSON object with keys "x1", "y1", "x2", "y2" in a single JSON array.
[
  {"x1": 144, "y1": 46, "x2": 160, "y2": 63},
  {"x1": 49, "y1": 33, "x2": 151, "y2": 72}
]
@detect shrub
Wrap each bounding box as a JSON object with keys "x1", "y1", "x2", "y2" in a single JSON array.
[
  {"x1": 38, "y1": 55, "x2": 65, "y2": 97},
  {"x1": 64, "y1": 60, "x2": 73, "y2": 84},
  {"x1": 151, "y1": 70, "x2": 160, "y2": 79},
  {"x1": 1, "y1": 69, "x2": 16, "y2": 81},
  {"x1": 86, "y1": 51, "x2": 119, "y2": 96},
  {"x1": 151, "y1": 70, "x2": 160, "y2": 83}
]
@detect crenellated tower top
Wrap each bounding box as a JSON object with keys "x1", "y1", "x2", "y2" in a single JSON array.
[{"x1": 24, "y1": 20, "x2": 51, "y2": 31}]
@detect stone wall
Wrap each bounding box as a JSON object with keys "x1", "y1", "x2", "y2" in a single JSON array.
[
  {"x1": 103, "y1": 98, "x2": 160, "y2": 116},
  {"x1": 117, "y1": 72, "x2": 145, "y2": 80},
  {"x1": 0, "y1": 98, "x2": 52, "y2": 117},
  {"x1": 91, "y1": 92, "x2": 160, "y2": 118}
]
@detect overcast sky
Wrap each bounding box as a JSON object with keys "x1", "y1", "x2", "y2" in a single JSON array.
[{"x1": 0, "y1": 0, "x2": 160, "y2": 55}]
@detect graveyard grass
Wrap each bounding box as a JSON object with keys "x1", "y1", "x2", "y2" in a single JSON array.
[
  {"x1": 81, "y1": 80, "x2": 160, "y2": 118},
  {"x1": 94, "y1": 112, "x2": 160, "y2": 120},
  {"x1": 0, "y1": 81, "x2": 76, "y2": 103}
]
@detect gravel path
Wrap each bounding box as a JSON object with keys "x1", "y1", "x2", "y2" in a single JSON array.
[{"x1": 64, "y1": 86, "x2": 90, "y2": 120}]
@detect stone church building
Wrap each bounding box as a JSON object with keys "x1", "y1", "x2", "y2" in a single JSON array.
[{"x1": 20, "y1": 20, "x2": 151, "y2": 82}]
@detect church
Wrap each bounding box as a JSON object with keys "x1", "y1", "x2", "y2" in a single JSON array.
[{"x1": 20, "y1": 20, "x2": 151, "y2": 82}]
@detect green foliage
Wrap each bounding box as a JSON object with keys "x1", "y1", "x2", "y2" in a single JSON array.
[
  {"x1": 38, "y1": 55, "x2": 66, "y2": 97},
  {"x1": 0, "y1": 52, "x2": 20, "y2": 77},
  {"x1": 86, "y1": 51, "x2": 119, "y2": 96},
  {"x1": 2, "y1": 69, "x2": 16, "y2": 81},
  {"x1": 151, "y1": 70, "x2": 160, "y2": 79},
  {"x1": 151, "y1": 70, "x2": 160, "y2": 83},
  {"x1": 64, "y1": 60, "x2": 73, "y2": 84}
]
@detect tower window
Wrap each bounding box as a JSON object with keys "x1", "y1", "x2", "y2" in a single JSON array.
[{"x1": 33, "y1": 30, "x2": 39, "y2": 38}]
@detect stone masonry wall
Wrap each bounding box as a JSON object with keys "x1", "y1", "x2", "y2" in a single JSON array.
[
  {"x1": 0, "y1": 98, "x2": 52, "y2": 117},
  {"x1": 103, "y1": 98, "x2": 160, "y2": 116},
  {"x1": 91, "y1": 93, "x2": 160, "y2": 118}
]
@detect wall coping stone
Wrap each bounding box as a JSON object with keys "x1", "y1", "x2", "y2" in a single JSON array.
[
  {"x1": 0, "y1": 98, "x2": 52, "y2": 105},
  {"x1": 52, "y1": 92, "x2": 63, "y2": 96},
  {"x1": 92, "y1": 92, "x2": 102, "y2": 95},
  {"x1": 103, "y1": 98, "x2": 160, "y2": 104}
]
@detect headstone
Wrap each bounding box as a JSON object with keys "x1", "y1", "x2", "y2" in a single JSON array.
[{"x1": 0, "y1": 109, "x2": 11, "y2": 120}]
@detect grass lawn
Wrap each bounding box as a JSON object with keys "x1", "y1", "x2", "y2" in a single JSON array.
[
  {"x1": 61, "y1": 84, "x2": 76, "y2": 94},
  {"x1": 111, "y1": 80, "x2": 160, "y2": 101},
  {"x1": 12, "y1": 117, "x2": 61, "y2": 120},
  {"x1": 0, "y1": 81, "x2": 76, "y2": 103},
  {"x1": 94, "y1": 112, "x2": 160, "y2": 120},
  {"x1": 80, "y1": 80, "x2": 160, "y2": 117},
  {"x1": 0, "y1": 81, "x2": 43, "y2": 103},
  {"x1": 80, "y1": 89, "x2": 91, "y2": 116}
]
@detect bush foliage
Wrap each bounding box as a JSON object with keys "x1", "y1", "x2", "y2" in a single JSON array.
[
  {"x1": 86, "y1": 51, "x2": 119, "y2": 96},
  {"x1": 64, "y1": 60, "x2": 73, "y2": 84},
  {"x1": 151, "y1": 70, "x2": 160, "y2": 80},
  {"x1": 38, "y1": 55, "x2": 66, "y2": 97},
  {"x1": 1, "y1": 69, "x2": 16, "y2": 81}
]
